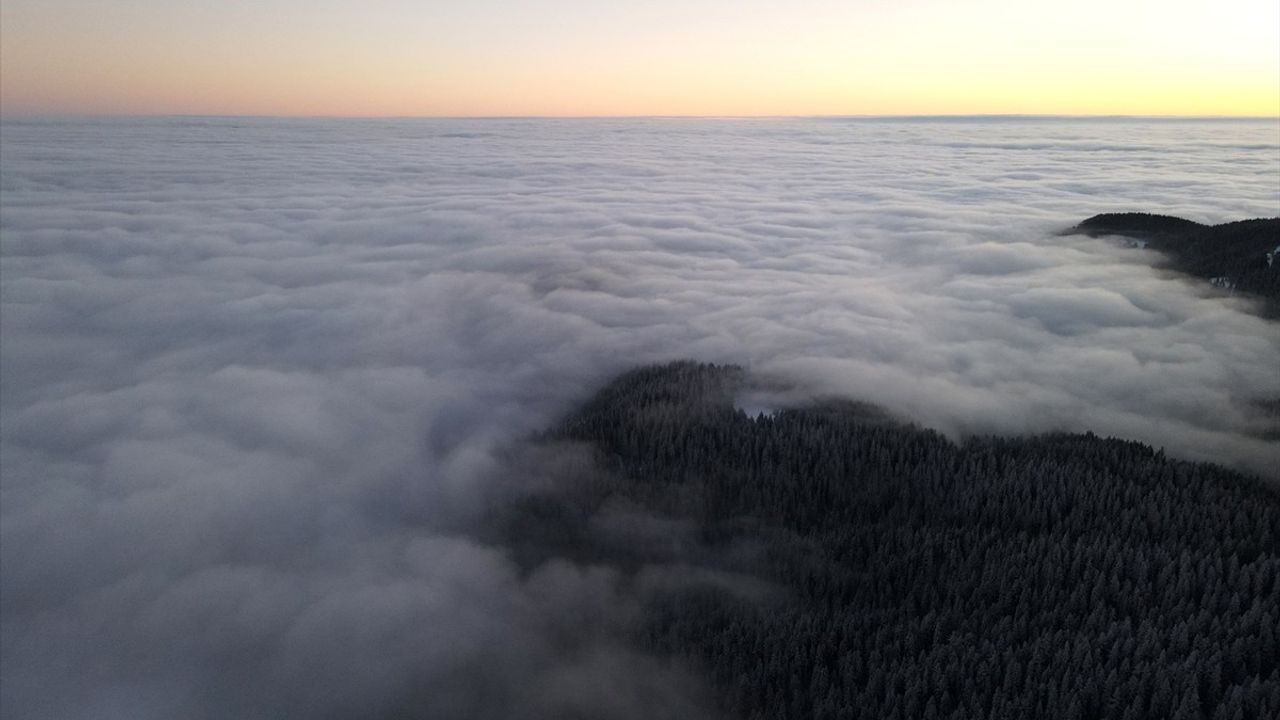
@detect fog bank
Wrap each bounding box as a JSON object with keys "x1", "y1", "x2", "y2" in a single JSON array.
[{"x1": 2, "y1": 117, "x2": 1278, "y2": 718}]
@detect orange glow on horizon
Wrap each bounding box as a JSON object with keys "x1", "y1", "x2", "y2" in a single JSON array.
[{"x1": 2, "y1": 0, "x2": 1277, "y2": 118}]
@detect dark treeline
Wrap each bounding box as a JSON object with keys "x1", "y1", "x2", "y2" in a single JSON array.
[
  {"x1": 518, "y1": 361, "x2": 1280, "y2": 720},
  {"x1": 1072, "y1": 213, "x2": 1280, "y2": 317}
]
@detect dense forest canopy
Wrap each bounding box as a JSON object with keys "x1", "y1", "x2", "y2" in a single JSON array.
[
  {"x1": 1071, "y1": 213, "x2": 1280, "y2": 317},
  {"x1": 506, "y1": 361, "x2": 1280, "y2": 720}
]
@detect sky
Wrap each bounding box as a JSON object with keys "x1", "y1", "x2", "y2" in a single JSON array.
[{"x1": 1, "y1": 0, "x2": 1277, "y2": 116}]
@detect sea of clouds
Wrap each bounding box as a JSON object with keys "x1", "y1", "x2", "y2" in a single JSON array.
[{"x1": 2, "y1": 116, "x2": 1278, "y2": 719}]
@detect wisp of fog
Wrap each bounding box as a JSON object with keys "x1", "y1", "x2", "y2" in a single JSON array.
[{"x1": 2, "y1": 117, "x2": 1278, "y2": 719}]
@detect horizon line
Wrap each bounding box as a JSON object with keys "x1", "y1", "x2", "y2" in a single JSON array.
[{"x1": 3, "y1": 112, "x2": 1279, "y2": 122}]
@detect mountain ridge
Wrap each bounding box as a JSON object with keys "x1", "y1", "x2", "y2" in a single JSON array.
[
  {"x1": 502, "y1": 360, "x2": 1280, "y2": 720},
  {"x1": 1069, "y1": 213, "x2": 1280, "y2": 316}
]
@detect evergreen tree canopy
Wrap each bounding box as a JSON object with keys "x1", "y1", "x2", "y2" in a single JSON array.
[{"x1": 511, "y1": 361, "x2": 1280, "y2": 720}]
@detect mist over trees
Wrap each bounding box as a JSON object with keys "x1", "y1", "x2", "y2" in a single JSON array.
[
  {"x1": 506, "y1": 361, "x2": 1280, "y2": 720},
  {"x1": 4, "y1": 118, "x2": 1278, "y2": 720},
  {"x1": 1073, "y1": 213, "x2": 1280, "y2": 317}
]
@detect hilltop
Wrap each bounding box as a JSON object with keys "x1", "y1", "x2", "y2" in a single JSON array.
[
  {"x1": 1071, "y1": 213, "x2": 1280, "y2": 316},
  {"x1": 503, "y1": 361, "x2": 1280, "y2": 720}
]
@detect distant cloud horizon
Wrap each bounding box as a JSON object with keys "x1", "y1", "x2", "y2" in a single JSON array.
[{"x1": 4, "y1": 113, "x2": 1280, "y2": 121}]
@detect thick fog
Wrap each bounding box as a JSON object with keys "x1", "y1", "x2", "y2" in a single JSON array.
[{"x1": 2, "y1": 117, "x2": 1278, "y2": 718}]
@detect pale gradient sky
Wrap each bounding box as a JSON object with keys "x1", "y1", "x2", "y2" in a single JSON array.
[{"x1": 1, "y1": 0, "x2": 1277, "y2": 116}]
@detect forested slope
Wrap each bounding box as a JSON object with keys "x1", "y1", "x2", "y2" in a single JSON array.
[
  {"x1": 518, "y1": 361, "x2": 1280, "y2": 720},
  {"x1": 1072, "y1": 213, "x2": 1280, "y2": 316}
]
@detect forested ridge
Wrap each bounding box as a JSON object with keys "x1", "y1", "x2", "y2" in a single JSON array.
[
  {"x1": 516, "y1": 361, "x2": 1280, "y2": 720},
  {"x1": 1072, "y1": 213, "x2": 1280, "y2": 317}
]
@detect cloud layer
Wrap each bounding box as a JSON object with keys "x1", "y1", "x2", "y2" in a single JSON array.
[{"x1": 2, "y1": 117, "x2": 1278, "y2": 718}]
